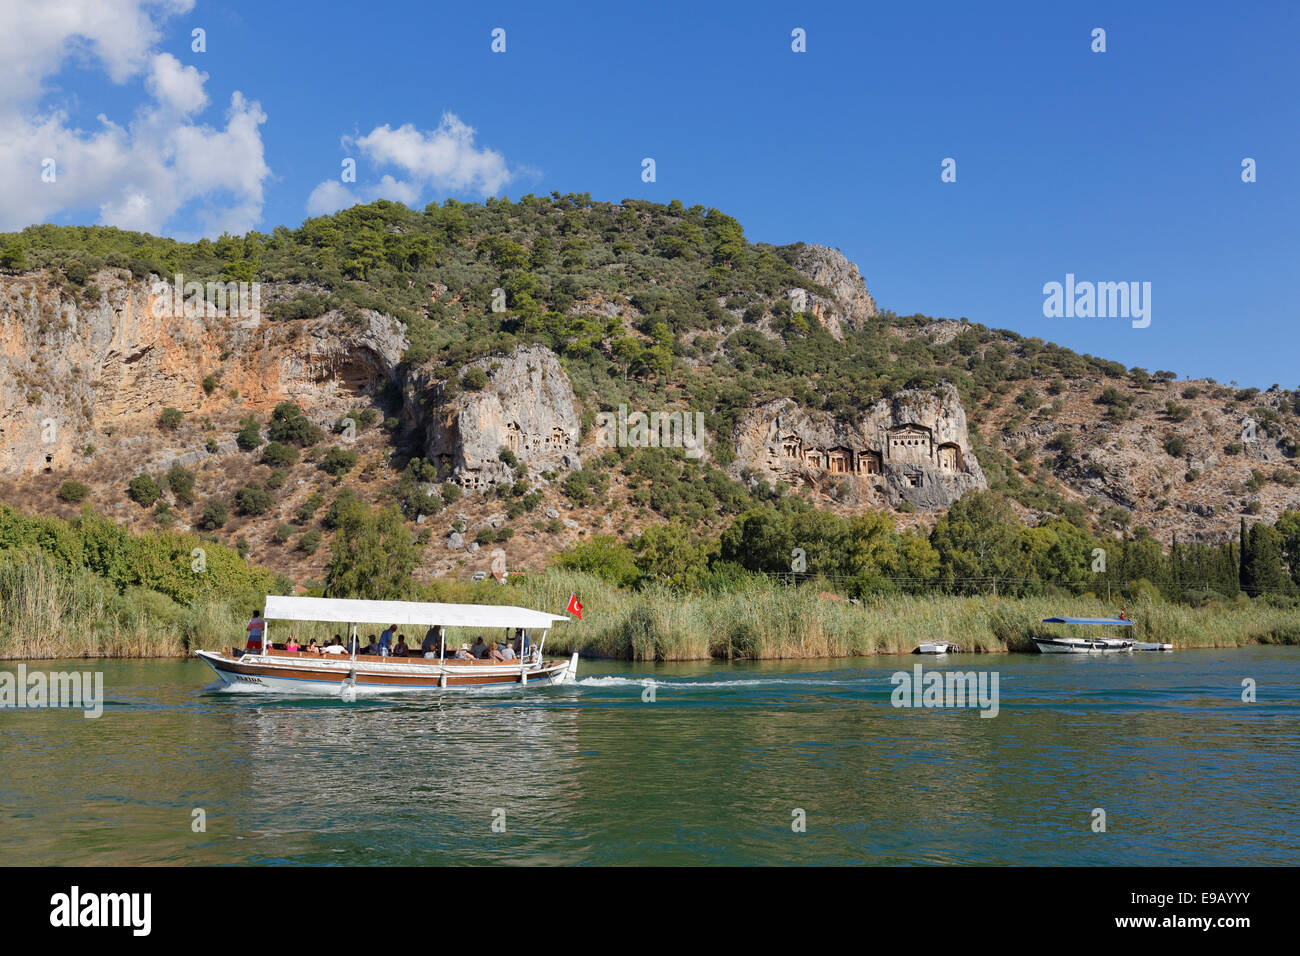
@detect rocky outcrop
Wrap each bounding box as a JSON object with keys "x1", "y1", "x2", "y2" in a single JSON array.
[
  {"x1": 789, "y1": 244, "x2": 877, "y2": 340},
  {"x1": 0, "y1": 269, "x2": 404, "y2": 475},
  {"x1": 407, "y1": 346, "x2": 581, "y2": 489},
  {"x1": 731, "y1": 383, "x2": 985, "y2": 510}
]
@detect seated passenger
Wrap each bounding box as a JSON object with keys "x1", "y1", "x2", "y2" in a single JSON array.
[
  {"x1": 393, "y1": 635, "x2": 409, "y2": 657},
  {"x1": 322, "y1": 637, "x2": 348, "y2": 655},
  {"x1": 285, "y1": 636, "x2": 300, "y2": 653},
  {"x1": 470, "y1": 637, "x2": 489, "y2": 659},
  {"x1": 497, "y1": 640, "x2": 517, "y2": 661},
  {"x1": 453, "y1": 643, "x2": 474, "y2": 660},
  {"x1": 306, "y1": 639, "x2": 322, "y2": 656},
  {"x1": 361, "y1": 635, "x2": 378, "y2": 656}
]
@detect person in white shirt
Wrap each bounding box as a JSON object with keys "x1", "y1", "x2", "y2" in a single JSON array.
[{"x1": 322, "y1": 638, "x2": 348, "y2": 655}]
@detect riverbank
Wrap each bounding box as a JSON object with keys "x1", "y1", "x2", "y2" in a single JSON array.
[
  {"x1": 3, "y1": 554, "x2": 1298, "y2": 660},
  {"x1": 513, "y1": 570, "x2": 1300, "y2": 659}
]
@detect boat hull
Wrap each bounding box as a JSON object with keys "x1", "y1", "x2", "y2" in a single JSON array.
[
  {"x1": 1032, "y1": 637, "x2": 1135, "y2": 654},
  {"x1": 195, "y1": 649, "x2": 579, "y2": 695},
  {"x1": 915, "y1": 642, "x2": 959, "y2": 655}
]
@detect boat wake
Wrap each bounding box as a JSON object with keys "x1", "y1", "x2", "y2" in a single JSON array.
[{"x1": 576, "y1": 675, "x2": 857, "y2": 689}]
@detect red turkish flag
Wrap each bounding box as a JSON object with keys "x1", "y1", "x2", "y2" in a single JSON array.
[{"x1": 566, "y1": 593, "x2": 584, "y2": 620}]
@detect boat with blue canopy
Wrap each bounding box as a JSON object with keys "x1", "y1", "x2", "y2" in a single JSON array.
[
  {"x1": 1034, "y1": 616, "x2": 1137, "y2": 654},
  {"x1": 1034, "y1": 616, "x2": 1173, "y2": 653}
]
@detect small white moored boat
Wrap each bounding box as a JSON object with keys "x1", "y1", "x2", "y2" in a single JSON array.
[{"x1": 915, "y1": 641, "x2": 961, "y2": 655}]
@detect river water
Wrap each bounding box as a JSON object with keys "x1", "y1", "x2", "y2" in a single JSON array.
[{"x1": 1, "y1": 648, "x2": 1297, "y2": 865}]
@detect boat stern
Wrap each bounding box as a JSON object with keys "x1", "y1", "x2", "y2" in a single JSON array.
[{"x1": 551, "y1": 652, "x2": 580, "y2": 685}]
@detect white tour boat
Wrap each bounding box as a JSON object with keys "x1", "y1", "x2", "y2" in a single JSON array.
[{"x1": 195, "y1": 595, "x2": 578, "y2": 695}]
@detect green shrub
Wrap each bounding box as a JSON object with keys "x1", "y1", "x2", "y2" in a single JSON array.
[
  {"x1": 234, "y1": 484, "x2": 272, "y2": 516},
  {"x1": 294, "y1": 492, "x2": 325, "y2": 524},
  {"x1": 262, "y1": 441, "x2": 299, "y2": 467},
  {"x1": 236, "y1": 416, "x2": 262, "y2": 451},
  {"x1": 200, "y1": 499, "x2": 229, "y2": 529},
  {"x1": 158, "y1": 407, "x2": 183, "y2": 431},
  {"x1": 319, "y1": 447, "x2": 358, "y2": 476},
  {"x1": 128, "y1": 475, "x2": 161, "y2": 507},
  {"x1": 268, "y1": 402, "x2": 323, "y2": 446},
  {"x1": 167, "y1": 463, "x2": 196, "y2": 505},
  {"x1": 58, "y1": 481, "x2": 90, "y2": 503}
]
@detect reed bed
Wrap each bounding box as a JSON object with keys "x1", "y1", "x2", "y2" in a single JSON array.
[
  {"x1": 2, "y1": 552, "x2": 1297, "y2": 661},
  {"x1": 0, "y1": 551, "x2": 226, "y2": 660},
  {"x1": 517, "y1": 572, "x2": 1300, "y2": 660}
]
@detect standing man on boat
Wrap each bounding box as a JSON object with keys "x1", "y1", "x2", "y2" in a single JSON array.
[
  {"x1": 245, "y1": 610, "x2": 266, "y2": 654},
  {"x1": 378, "y1": 625, "x2": 396, "y2": 657}
]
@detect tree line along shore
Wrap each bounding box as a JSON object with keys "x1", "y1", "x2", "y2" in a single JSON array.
[{"x1": 2, "y1": 496, "x2": 1298, "y2": 661}]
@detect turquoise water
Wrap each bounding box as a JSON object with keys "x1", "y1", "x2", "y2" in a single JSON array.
[{"x1": 1, "y1": 647, "x2": 1297, "y2": 865}]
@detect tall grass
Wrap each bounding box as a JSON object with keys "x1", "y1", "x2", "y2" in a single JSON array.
[
  {"x1": 514, "y1": 571, "x2": 1300, "y2": 660},
  {"x1": 0, "y1": 550, "x2": 236, "y2": 660},
  {"x1": 3, "y1": 551, "x2": 1296, "y2": 661}
]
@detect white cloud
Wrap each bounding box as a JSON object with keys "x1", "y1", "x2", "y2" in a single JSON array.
[
  {"x1": 0, "y1": 0, "x2": 270, "y2": 237},
  {"x1": 147, "y1": 53, "x2": 208, "y2": 116},
  {"x1": 304, "y1": 112, "x2": 515, "y2": 216},
  {"x1": 305, "y1": 174, "x2": 424, "y2": 218},
  {"x1": 305, "y1": 180, "x2": 355, "y2": 218}
]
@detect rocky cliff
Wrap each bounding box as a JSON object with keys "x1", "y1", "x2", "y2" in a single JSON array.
[
  {"x1": 0, "y1": 269, "x2": 404, "y2": 475},
  {"x1": 405, "y1": 345, "x2": 581, "y2": 490},
  {"x1": 789, "y1": 244, "x2": 878, "y2": 340},
  {"x1": 731, "y1": 383, "x2": 986, "y2": 510}
]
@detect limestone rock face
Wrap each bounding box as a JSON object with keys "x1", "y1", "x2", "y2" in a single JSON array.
[
  {"x1": 790, "y1": 244, "x2": 878, "y2": 340},
  {"x1": 730, "y1": 383, "x2": 986, "y2": 510},
  {"x1": 410, "y1": 346, "x2": 580, "y2": 490},
  {"x1": 0, "y1": 269, "x2": 405, "y2": 476}
]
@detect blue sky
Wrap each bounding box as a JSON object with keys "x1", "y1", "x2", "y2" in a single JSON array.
[{"x1": 4, "y1": 0, "x2": 1297, "y2": 388}]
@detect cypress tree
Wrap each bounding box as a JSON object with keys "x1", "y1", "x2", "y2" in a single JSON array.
[{"x1": 1239, "y1": 517, "x2": 1249, "y2": 592}]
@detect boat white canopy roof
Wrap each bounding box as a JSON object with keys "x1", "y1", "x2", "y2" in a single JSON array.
[{"x1": 263, "y1": 595, "x2": 568, "y2": 629}]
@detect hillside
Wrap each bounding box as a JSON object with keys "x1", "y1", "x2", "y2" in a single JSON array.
[{"x1": 2, "y1": 194, "x2": 1299, "y2": 589}]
